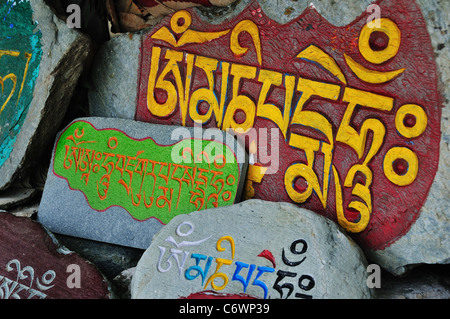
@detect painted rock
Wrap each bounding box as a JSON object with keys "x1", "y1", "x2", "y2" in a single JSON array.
[
  {"x1": 0, "y1": 0, "x2": 91, "y2": 190},
  {"x1": 89, "y1": 0, "x2": 448, "y2": 274},
  {"x1": 0, "y1": 212, "x2": 112, "y2": 299},
  {"x1": 364, "y1": 0, "x2": 450, "y2": 275},
  {"x1": 38, "y1": 117, "x2": 247, "y2": 249},
  {"x1": 131, "y1": 199, "x2": 372, "y2": 299}
]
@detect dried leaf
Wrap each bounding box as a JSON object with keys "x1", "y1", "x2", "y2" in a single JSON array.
[
  {"x1": 119, "y1": 12, "x2": 149, "y2": 32},
  {"x1": 106, "y1": 0, "x2": 121, "y2": 33},
  {"x1": 140, "y1": 3, "x2": 174, "y2": 18}
]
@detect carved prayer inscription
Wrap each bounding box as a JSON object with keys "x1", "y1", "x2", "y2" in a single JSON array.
[
  {"x1": 131, "y1": 201, "x2": 372, "y2": 299},
  {"x1": 135, "y1": 0, "x2": 441, "y2": 249},
  {"x1": 0, "y1": 212, "x2": 111, "y2": 299},
  {"x1": 0, "y1": 258, "x2": 56, "y2": 299},
  {"x1": 53, "y1": 120, "x2": 241, "y2": 224},
  {"x1": 155, "y1": 221, "x2": 315, "y2": 299}
]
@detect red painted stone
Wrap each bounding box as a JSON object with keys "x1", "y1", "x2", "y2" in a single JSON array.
[
  {"x1": 135, "y1": 0, "x2": 441, "y2": 250},
  {"x1": 0, "y1": 212, "x2": 111, "y2": 299}
]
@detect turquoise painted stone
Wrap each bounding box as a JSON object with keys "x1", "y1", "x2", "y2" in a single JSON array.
[
  {"x1": 0, "y1": 0, "x2": 91, "y2": 190},
  {"x1": 0, "y1": 0, "x2": 42, "y2": 168}
]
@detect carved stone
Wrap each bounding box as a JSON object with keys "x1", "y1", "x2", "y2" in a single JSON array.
[
  {"x1": 131, "y1": 199, "x2": 373, "y2": 299},
  {"x1": 38, "y1": 117, "x2": 247, "y2": 249},
  {"x1": 0, "y1": 212, "x2": 112, "y2": 299},
  {"x1": 0, "y1": 0, "x2": 91, "y2": 190}
]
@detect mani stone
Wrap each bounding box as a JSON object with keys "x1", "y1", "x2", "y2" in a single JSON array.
[
  {"x1": 0, "y1": 0, "x2": 91, "y2": 190},
  {"x1": 131, "y1": 199, "x2": 373, "y2": 299},
  {"x1": 89, "y1": 0, "x2": 449, "y2": 275},
  {"x1": 38, "y1": 117, "x2": 248, "y2": 249},
  {"x1": 0, "y1": 212, "x2": 112, "y2": 299},
  {"x1": 366, "y1": 0, "x2": 450, "y2": 275}
]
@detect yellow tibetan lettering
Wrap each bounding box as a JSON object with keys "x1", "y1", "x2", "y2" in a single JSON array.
[
  {"x1": 342, "y1": 87, "x2": 393, "y2": 111},
  {"x1": 344, "y1": 53, "x2": 405, "y2": 84},
  {"x1": 204, "y1": 236, "x2": 235, "y2": 291},
  {"x1": 0, "y1": 50, "x2": 21, "y2": 115},
  {"x1": 244, "y1": 164, "x2": 268, "y2": 199},
  {"x1": 359, "y1": 18, "x2": 401, "y2": 64},
  {"x1": 395, "y1": 104, "x2": 428, "y2": 138},
  {"x1": 296, "y1": 45, "x2": 347, "y2": 84},
  {"x1": 256, "y1": 70, "x2": 287, "y2": 137},
  {"x1": 286, "y1": 77, "x2": 339, "y2": 209},
  {"x1": 291, "y1": 77, "x2": 340, "y2": 126},
  {"x1": 383, "y1": 147, "x2": 419, "y2": 186},
  {"x1": 216, "y1": 236, "x2": 235, "y2": 258},
  {"x1": 16, "y1": 52, "x2": 33, "y2": 106},
  {"x1": 151, "y1": 10, "x2": 230, "y2": 47},
  {"x1": 344, "y1": 164, "x2": 373, "y2": 189},
  {"x1": 189, "y1": 55, "x2": 220, "y2": 124},
  {"x1": 147, "y1": 47, "x2": 194, "y2": 124},
  {"x1": 217, "y1": 62, "x2": 230, "y2": 128},
  {"x1": 147, "y1": 47, "x2": 177, "y2": 117},
  {"x1": 333, "y1": 166, "x2": 370, "y2": 233},
  {"x1": 0, "y1": 50, "x2": 20, "y2": 59},
  {"x1": 170, "y1": 10, "x2": 192, "y2": 34},
  {"x1": 222, "y1": 63, "x2": 257, "y2": 132},
  {"x1": 230, "y1": 20, "x2": 262, "y2": 65},
  {"x1": 337, "y1": 87, "x2": 393, "y2": 163},
  {"x1": 287, "y1": 125, "x2": 333, "y2": 209},
  {"x1": 180, "y1": 53, "x2": 195, "y2": 126},
  {"x1": 0, "y1": 73, "x2": 17, "y2": 115},
  {"x1": 343, "y1": 164, "x2": 373, "y2": 231},
  {"x1": 178, "y1": 29, "x2": 230, "y2": 47}
]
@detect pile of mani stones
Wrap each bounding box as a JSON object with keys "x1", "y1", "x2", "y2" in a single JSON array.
[{"x1": 0, "y1": 0, "x2": 449, "y2": 300}]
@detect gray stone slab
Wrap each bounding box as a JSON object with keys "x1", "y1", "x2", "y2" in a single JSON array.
[
  {"x1": 0, "y1": 0, "x2": 92, "y2": 190},
  {"x1": 38, "y1": 117, "x2": 248, "y2": 249},
  {"x1": 88, "y1": 32, "x2": 143, "y2": 119},
  {"x1": 131, "y1": 199, "x2": 372, "y2": 299}
]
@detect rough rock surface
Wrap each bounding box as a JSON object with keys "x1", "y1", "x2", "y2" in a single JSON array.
[{"x1": 89, "y1": 33, "x2": 141, "y2": 119}]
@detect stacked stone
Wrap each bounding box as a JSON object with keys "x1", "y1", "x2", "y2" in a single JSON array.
[{"x1": 0, "y1": 0, "x2": 448, "y2": 299}]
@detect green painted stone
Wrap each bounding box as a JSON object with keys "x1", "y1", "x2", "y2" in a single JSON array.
[
  {"x1": 53, "y1": 120, "x2": 241, "y2": 224},
  {"x1": 39, "y1": 117, "x2": 248, "y2": 249}
]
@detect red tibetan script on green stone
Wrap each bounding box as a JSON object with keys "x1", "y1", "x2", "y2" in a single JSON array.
[{"x1": 53, "y1": 121, "x2": 240, "y2": 224}]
